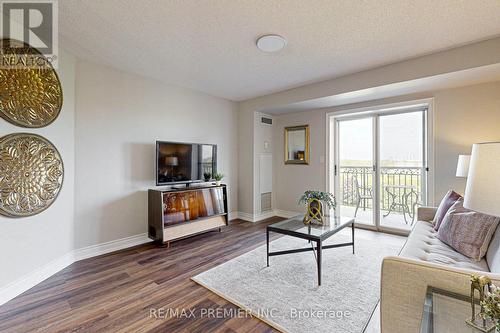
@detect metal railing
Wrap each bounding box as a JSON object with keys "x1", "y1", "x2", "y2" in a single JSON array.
[{"x1": 340, "y1": 166, "x2": 422, "y2": 212}]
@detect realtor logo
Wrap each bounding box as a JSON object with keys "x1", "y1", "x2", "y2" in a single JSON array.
[{"x1": 1, "y1": 0, "x2": 58, "y2": 65}]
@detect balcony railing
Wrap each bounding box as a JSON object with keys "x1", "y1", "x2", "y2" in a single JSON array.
[{"x1": 339, "y1": 166, "x2": 422, "y2": 213}]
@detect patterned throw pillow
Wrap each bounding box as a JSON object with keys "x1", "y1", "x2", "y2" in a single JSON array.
[
  {"x1": 437, "y1": 198, "x2": 500, "y2": 261},
  {"x1": 434, "y1": 190, "x2": 462, "y2": 231}
]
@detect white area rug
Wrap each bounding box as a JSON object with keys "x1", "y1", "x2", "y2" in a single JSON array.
[{"x1": 192, "y1": 230, "x2": 405, "y2": 333}]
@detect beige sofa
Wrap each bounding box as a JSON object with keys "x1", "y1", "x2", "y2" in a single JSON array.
[{"x1": 380, "y1": 206, "x2": 500, "y2": 333}]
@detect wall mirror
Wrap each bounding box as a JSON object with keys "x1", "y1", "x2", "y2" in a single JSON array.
[{"x1": 284, "y1": 125, "x2": 309, "y2": 164}]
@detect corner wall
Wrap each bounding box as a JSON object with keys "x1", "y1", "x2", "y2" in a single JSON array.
[
  {"x1": 0, "y1": 50, "x2": 76, "y2": 291},
  {"x1": 74, "y1": 61, "x2": 239, "y2": 248},
  {"x1": 273, "y1": 109, "x2": 327, "y2": 213}
]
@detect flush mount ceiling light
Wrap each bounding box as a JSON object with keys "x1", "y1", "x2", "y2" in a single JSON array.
[{"x1": 256, "y1": 34, "x2": 287, "y2": 53}]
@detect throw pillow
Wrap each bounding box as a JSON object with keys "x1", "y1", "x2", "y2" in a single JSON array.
[
  {"x1": 437, "y1": 198, "x2": 500, "y2": 261},
  {"x1": 434, "y1": 190, "x2": 462, "y2": 230}
]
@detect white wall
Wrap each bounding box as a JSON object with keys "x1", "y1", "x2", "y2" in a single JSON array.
[
  {"x1": 0, "y1": 49, "x2": 76, "y2": 288},
  {"x1": 74, "y1": 61, "x2": 238, "y2": 248},
  {"x1": 253, "y1": 112, "x2": 274, "y2": 214},
  {"x1": 272, "y1": 81, "x2": 500, "y2": 212}
]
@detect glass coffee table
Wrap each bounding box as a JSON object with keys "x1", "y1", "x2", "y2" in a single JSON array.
[
  {"x1": 420, "y1": 286, "x2": 495, "y2": 333},
  {"x1": 266, "y1": 215, "x2": 355, "y2": 286}
]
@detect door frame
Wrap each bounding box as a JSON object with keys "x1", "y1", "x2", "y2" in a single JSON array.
[{"x1": 326, "y1": 98, "x2": 434, "y2": 235}]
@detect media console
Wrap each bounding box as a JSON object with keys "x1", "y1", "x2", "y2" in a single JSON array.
[{"x1": 148, "y1": 184, "x2": 228, "y2": 244}]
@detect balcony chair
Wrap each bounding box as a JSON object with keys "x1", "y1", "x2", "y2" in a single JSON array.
[{"x1": 354, "y1": 177, "x2": 373, "y2": 217}]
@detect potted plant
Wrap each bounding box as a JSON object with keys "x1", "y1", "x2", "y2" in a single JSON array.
[
  {"x1": 213, "y1": 172, "x2": 224, "y2": 186},
  {"x1": 203, "y1": 172, "x2": 212, "y2": 182},
  {"x1": 482, "y1": 284, "x2": 500, "y2": 332},
  {"x1": 298, "y1": 190, "x2": 336, "y2": 225}
]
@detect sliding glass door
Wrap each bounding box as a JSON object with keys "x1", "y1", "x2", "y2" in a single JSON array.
[
  {"x1": 337, "y1": 117, "x2": 375, "y2": 226},
  {"x1": 332, "y1": 107, "x2": 428, "y2": 233},
  {"x1": 379, "y1": 111, "x2": 425, "y2": 231}
]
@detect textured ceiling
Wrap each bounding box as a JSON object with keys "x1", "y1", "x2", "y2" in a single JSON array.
[{"x1": 59, "y1": 0, "x2": 500, "y2": 101}]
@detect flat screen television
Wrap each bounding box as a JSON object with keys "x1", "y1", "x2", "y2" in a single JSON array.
[{"x1": 156, "y1": 141, "x2": 217, "y2": 185}]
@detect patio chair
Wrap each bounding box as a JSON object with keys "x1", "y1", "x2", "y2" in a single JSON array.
[{"x1": 354, "y1": 177, "x2": 373, "y2": 217}]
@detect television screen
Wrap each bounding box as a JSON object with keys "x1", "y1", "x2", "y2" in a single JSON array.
[{"x1": 156, "y1": 141, "x2": 217, "y2": 185}]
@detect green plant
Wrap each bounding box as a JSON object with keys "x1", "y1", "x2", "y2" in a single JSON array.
[
  {"x1": 203, "y1": 172, "x2": 212, "y2": 180},
  {"x1": 213, "y1": 172, "x2": 225, "y2": 181},
  {"x1": 299, "y1": 190, "x2": 336, "y2": 209},
  {"x1": 482, "y1": 284, "x2": 500, "y2": 330}
]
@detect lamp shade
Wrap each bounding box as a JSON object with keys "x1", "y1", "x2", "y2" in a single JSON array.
[
  {"x1": 164, "y1": 156, "x2": 178, "y2": 166},
  {"x1": 455, "y1": 154, "x2": 471, "y2": 177},
  {"x1": 464, "y1": 142, "x2": 500, "y2": 217}
]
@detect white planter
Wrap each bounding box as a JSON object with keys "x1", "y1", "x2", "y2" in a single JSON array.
[{"x1": 216, "y1": 181, "x2": 221, "y2": 186}]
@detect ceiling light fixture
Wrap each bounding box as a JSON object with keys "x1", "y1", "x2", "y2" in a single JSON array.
[{"x1": 256, "y1": 34, "x2": 287, "y2": 53}]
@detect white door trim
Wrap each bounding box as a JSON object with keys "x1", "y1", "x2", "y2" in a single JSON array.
[{"x1": 326, "y1": 98, "x2": 435, "y2": 233}]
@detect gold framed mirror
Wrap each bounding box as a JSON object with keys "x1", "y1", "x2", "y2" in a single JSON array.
[{"x1": 284, "y1": 125, "x2": 309, "y2": 164}]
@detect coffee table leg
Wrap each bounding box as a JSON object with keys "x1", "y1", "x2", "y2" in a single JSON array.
[
  {"x1": 352, "y1": 222, "x2": 355, "y2": 254},
  {"x1": 317, "y1": 239, "x2": 322, "y2": 286},
  {"x1": 266, "y1": 229, "x2": 269, "y2": 267}
]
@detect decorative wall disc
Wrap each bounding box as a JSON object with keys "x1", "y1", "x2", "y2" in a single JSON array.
[
  {"x1": 0, "y1": 39, "x2": 63, "y2": 128},
  {"x1": 0, "y1": 133, "x2": 64, "y2": 217}
]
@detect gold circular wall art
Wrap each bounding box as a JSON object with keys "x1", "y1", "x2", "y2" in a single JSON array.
[
  {"x1": 0, "y1": 39, "x2": 63, "y2": 128},
  {"x1": 0, "y1": 133, "x2": 64, "y2": 217}
]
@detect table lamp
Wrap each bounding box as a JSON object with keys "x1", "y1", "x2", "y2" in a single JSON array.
[
  {"x1": 456, "y1": 154, "x2": 471, "y2": 178},
  {"x1": 464, "y1": 142, "x2": 500, "y2": 217},
  {"x1": 165, "y1": 156, "x2": 178, "y2": 178}
]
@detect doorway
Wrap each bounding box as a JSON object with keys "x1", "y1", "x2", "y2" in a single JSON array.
[{"x1": 329, "y1": 102, "x2": 431, "y2": 233}]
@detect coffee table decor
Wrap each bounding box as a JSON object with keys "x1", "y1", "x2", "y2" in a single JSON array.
[
  {"x1": 481, "y1": 282, "x2": 500, "y2": 332},
  {"x1": 298, "y1": 190, "x2": 336, "y2": 225},
  {"x1": 466, "y1": 275, "x2": 496, "y2": 332}
]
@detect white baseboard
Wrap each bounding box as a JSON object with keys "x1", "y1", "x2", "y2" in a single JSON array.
[
  {"x1": 274, "y1": 209, "x2": 301, "y2": 219},
  {"x1": 236, "y1": 211, "x2": 254, "y2": 222},
  {"x1": 73, "y1": 233, "x2": 151, "y2": 261},
  {"x1": 237, "y1": 211, "x2": 274, "y2": 222},
  {"x1": 0, "y1": 251, "x2": 75, "y2": 306},
  {"x1": 236, "y1": 209, "x2": 301, "y2": 222},
  {"x1": 228, "y1": 211, "x2": 239, "y2": 221},
  {"x1": 0, "y1": 233, "x2": 152, "y2": 306}
]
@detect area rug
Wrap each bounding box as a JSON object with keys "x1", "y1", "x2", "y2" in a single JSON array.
[{"x1": 192, "y1": 230, "x2": 405, "y2": 333}]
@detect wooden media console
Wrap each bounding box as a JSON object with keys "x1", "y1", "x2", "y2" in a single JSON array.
[{"x1": 148, "y1": 184, "x2": 228, "y2": 244}]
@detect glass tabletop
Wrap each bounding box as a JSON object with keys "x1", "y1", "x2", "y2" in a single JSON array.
[
  {"x1": 420, "y1": 287, "x2": 494, "y2": 333},
  {"x1": 267, "y1": 215, "x2": 354, "y2": 239}
]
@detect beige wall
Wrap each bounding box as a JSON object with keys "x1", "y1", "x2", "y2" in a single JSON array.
[
  {"x1": 273, "y1": 109, "x2": 327, "y2": 213},
  {"x1": 273, "y1": 80, "x2": 500, "y2": 212},
  {"x1": 433, "y1": 81, "x2": 500, "y2": 198},
  {"x1": 74, "y1": 61, "x2": 238, "y2": 248},
  {"x1": 0, "y1": 50, "x2": 76, "y2": 289},
  {"x1": 237, "y1": 110, "x2": 254, "y2": 214}
]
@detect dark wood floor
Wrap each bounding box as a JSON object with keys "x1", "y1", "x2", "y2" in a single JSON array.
[{"x1": 0, "y1": 218, "x2": 285, "y2": 333}]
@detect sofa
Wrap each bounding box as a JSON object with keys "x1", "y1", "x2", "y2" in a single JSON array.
[{"x1": 380, "y1": 206, "x2": 500, "y2": 333}]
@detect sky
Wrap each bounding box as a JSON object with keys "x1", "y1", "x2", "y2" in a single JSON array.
[{"x1": 339, "y1": 111, "x2": 423, "y2": 166}]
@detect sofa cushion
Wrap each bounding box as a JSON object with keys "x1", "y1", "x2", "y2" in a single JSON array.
[
  {"x1": 400, "y1": 220, "x2": 489, "y2": 271},
  {"x1": 437, "y1": 199, "x2": 500, "y2": 261},
  {"x1": 487, "y1": 225, "x2": 500, "y2": 273},
  {"x1": 434, "y1": 190, "x2": 462, "y2": 231}
]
